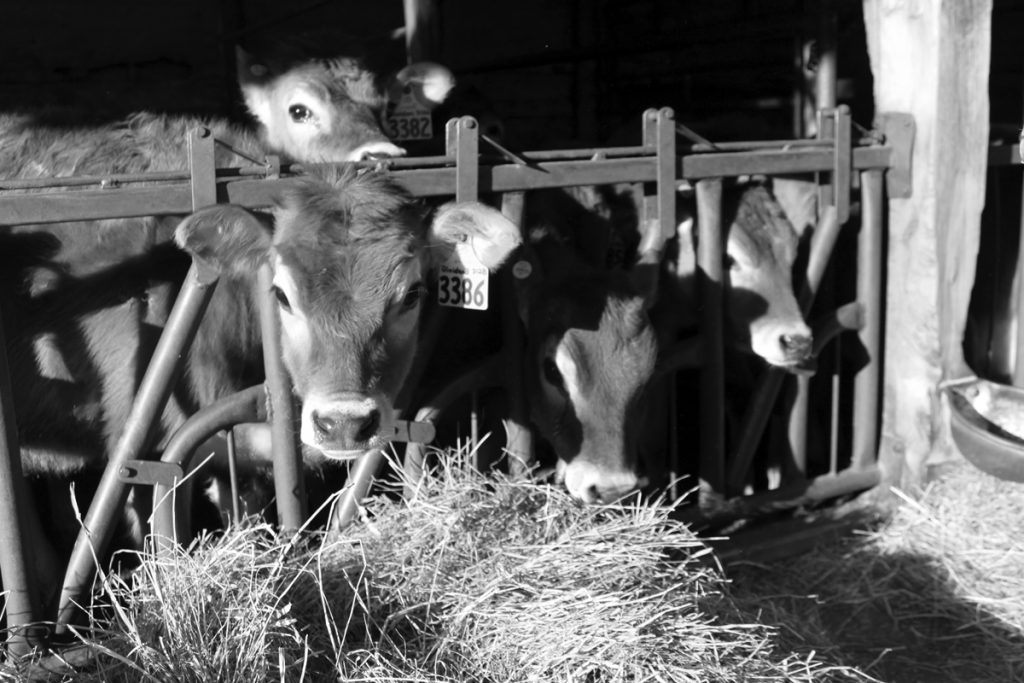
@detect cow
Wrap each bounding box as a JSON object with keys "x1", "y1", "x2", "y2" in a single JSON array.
[
  {"x1": 2, "y1": 167, "x2": 520, "y2": 607},
  {"x1": 502, "y1": 179, "x2": 811, "y2": 503},
  {"x1": 0, "y1": 47, "x2": 455, "y2": 278}
]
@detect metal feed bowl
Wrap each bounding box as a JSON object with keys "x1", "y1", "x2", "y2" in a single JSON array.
[{"x1": 947, "y1": 378, "x2": 1024, "y2": 483}]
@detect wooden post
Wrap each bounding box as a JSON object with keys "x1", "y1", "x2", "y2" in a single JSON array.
[{"x1": 862, "y1": 0, "x2": 991, "y2": 490}]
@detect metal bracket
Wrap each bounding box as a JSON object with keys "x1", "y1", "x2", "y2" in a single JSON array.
[
  {"x1": 446, "y1": 116, "x2": 479, "y2": 202},
  {"x1": 264, "y1": 154, "x2": 281, "y2": 180},
  {"x1": 118, "y1": 460, "x2": 184, "y2": 487},
  {"x1": 877, "y1": 112, "x2": 915, "y2": 199},
  {"x1": 389, "y1": 419, "x2": 437, "y2": 445},
  {"x1": 817, "y1": 106, "x2": 852, "y2": 224}
]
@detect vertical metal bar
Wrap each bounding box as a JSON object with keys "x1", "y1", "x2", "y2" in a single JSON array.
[
  {"x1": 500, "y1": 191, "x2": 533, "y2": 477},
  {"x1": 226, "y1": 428, "x2": 241, "y2": 524},
  {"x1": 787, "y1": 376, "x2": 810, "y2": 478},
  {"x1": 57, "y1": 264, "x2": 218, "y2": 628},
  {"x1": 852, "y1": 170, "x2": 885, "y2": 470},
  {"x1": 696, "y1": 179, "x2": 726, "y2": 498},
  {"x1": 57, "y1": 127, "x2": 219, "y2": 630},
  {"x1": 255, "y1": 265, "x2": 306, "y2": 534},
  {"x1": 470, "y1": 390, "x2": 480, "y2": 466},
  {"x1": 0, "y1": 315, "x2": 37, "y2": 657}
]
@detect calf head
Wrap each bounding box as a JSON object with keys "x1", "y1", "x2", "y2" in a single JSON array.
[
  {"x1": 176, "y1": 166, "x2": 519, "y2": 460},
  {"x1": 236, "y1": 48, "x2": 454, "y2": 163},
  {"x1": 518, "y1": 229, "x2": 658, "y2": 503},
  {"x1": 672, "y1": 183, "x2": 812, "y2": 368}
]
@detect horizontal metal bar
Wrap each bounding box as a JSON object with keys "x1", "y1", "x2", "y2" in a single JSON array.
[
  {"x1": 682, "y1": 146, "x2": 891, "y2": 179},
  {"x1": 677, "y1": 465, "x2": 881, "y2": 529},
  {"x1": 2, "y1": 146, "x2": 898, "y2": 224},
  {"x1": 987, "y1": 143, "x2": 1021, "y2": 167}
]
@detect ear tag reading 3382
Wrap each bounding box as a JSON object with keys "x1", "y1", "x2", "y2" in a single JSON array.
[
  {"x1": 386, "y1": 89, "x2": 433, "y2": 141},
  {"x1": 438, "y1": 242, "x2": 488, "y2": 310}
]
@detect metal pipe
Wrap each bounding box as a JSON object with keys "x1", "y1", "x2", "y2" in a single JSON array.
[
  {"x1": 255, "y1": 264, "x2": 306, "y2": 534},
  {"x1": 499, "y1": 191, "x2": 533, "y2": 477},
  {"x1": 852, "y1": 170, "x2": 884, "y2": 470},
  {"x1": 151, "y1": 385, "x2": 266, "y2": 551},
  {"x1": 330, "y1": 449, "x2": 385, "y2": 530},
  {"x1": 680, "y1": 465, "x2": 881, "y2": 529},
  {"x1": 695, "y1": 178, "x2": 726, "y2": 497},
  {"x1": 0, "y1": 314, "x2": 37, "y2": 657},
  {"x1": 226, "y1": 428, "x2": 241, "y2": 525},
  {"x1": 403, "y1": 355, "x2": 505, "y2": 498},
  {"x1": 56, "y1": 261, "x2": 218, "y2": 630}
]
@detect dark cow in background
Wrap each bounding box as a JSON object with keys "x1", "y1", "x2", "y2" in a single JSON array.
[
  {"x1": 498, "y1": 178, "x2": 811, "y2": 502},
  {"x1": 652, "y1": 180, "x2": 812, "y2": 369}
]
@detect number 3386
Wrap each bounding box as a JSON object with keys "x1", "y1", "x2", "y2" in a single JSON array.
[{"x1": 438, "y1": 274, "x2": 486, "y2": 308}]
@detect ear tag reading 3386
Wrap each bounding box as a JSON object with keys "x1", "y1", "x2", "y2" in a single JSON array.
[
  {"x1": 386, "y1": 88, "x2": 433, "y2": 141},
  {"x1": 437, "y1": 241, "x2": 488, "y2": 310}
]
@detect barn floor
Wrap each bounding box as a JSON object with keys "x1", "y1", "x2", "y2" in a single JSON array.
[{"x1": 726, "y1": 460, "x2": 1024, "y2": 683}]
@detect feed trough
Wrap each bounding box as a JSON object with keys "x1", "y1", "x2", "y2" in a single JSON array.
[{"x1": 947, "y1": 377, "x2": 1024, "y2": 483}]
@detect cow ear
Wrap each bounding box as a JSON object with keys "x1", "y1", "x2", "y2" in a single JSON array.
[
  {"x1": 387, "y1": 62, "x2": 455, "y2": 109},
  {"x1": 175, "y1": 205, "x2": 273, "y2": 276},
  {"x1": 428, "y1": 201, "x2": 522, "y2": 271}
]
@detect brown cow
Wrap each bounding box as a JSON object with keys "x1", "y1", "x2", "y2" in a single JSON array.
[
  {"x1": 651, "y1": 180, "x2": 813, "y2": 368},
  {"x1": 511, "y1": 179, "x2": 811, "y2": 502},
  {"x1": 3, "y1": 165, "x2": 519, "y2": 496}
]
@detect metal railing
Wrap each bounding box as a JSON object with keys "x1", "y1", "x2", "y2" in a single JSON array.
[{"x1": 0, "y1": 106, "x2": 909, "y2": 658}]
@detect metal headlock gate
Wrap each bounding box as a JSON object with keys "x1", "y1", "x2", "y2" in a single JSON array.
[{"x1": 0, "y1": 106, "x2": 910, "y2": 659}]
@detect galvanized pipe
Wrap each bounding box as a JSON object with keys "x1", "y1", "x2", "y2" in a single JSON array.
[
  {"x1": 56, "y1": 261, "x2": 218, "y2": 630},
  {"x1": 852, "y1": 170, "x2": 885, "y2": 470},
  {"x1": 151, "y1": 385, "x2": 266, "y2": 552},
  {"x1": 499, "y1": 191, "x2": 533, "y2": 477},
  {"x1": 0, "y1": 314, "x2": 37, "y2": 657},
  {"x1": 403, "y1": 354, "x2": 505, "y2": 499},
  {"x1": 695, "y1": 178, "x2": 726, "y2": 498},
  {"x1": 255, "y1": 264, "x2": 306, "y2": 533}
]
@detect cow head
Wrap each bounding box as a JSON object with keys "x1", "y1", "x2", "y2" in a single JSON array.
[
  {"x1": 236, "y1": 47, "x2": 454, "y2": 163},
  {"x1": 673, "y1": 183, "x2": 812, "y2": 368},
  {"x1": 517, "y1": 227, "x2": 659, "y2": 503},
  {"x1": 175, "y1": 166, "x2": 519, "y2": 460}
]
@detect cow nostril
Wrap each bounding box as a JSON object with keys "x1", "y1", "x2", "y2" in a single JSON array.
[
  {"x1": 781, "y1": 333, "x2": 812, "y2": 357},
  {"x1": 312, "y1": 411, "x2": 338, "y2": 438},
  {"x1": 355, "y1": 409, "x2": 381, "y2": 444}
]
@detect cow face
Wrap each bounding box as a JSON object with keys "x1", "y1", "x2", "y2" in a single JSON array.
[
  {"x1": 175, "y1": 167, "x2": 519, "y2": 460},
  {"x1": 673, "y1": 183, "x2": 812, "y2": 368},
  {"x1": 236, "y1": 48, "x2": 454, "y2": 163},
  {"x1": 518, "y1": 232, "x2": 658, "y2": 503}
]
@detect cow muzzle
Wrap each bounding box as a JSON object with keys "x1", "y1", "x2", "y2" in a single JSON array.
[
  {"x1": 751, "y1": 320, "x2": 814, "y2": 367},
  {"x1": 301, "y1": 393, "x2": 391, "y2": 459},
  {"x1": 558, "y1": 459, "x2": 646, "y2": 504}
]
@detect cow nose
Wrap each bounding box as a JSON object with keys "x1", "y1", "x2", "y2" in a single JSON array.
[
  {"x1": 780, "y1": 332, "x2": 813, "y2": 361},
  {"x1": 563, "y1": 461, "x2": 642, "y2": 504},
  {"x1": 312, "y1": 408, "x2": 381, "y2": 446},
  {"x1": 349, "y1": 141, "x2": 407, "y2": 161}
]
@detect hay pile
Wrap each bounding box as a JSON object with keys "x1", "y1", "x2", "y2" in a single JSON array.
[
  {"x1": 729, "y1": 462, "x2": 1024, "y2": 683},
  {"x1": 7, "y1": 450, "x2": 857, "y2": 682}
]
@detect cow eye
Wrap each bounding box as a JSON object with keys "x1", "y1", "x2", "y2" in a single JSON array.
[
  {"x1": 270, "y1": 285, "x2": 292, "y2": 313},
  {"x1": 399, "y1": 283, "x2": 426, "y2": 311},
  {"x1": 542, "y1": 357, "x2": 564, "y2": 390},
  {"x1": 724, "y1": 253, "x2": 738, "y2": 270},
  {"x1": 288, "y1": 104, "x2": 313, "y2": 123}
]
